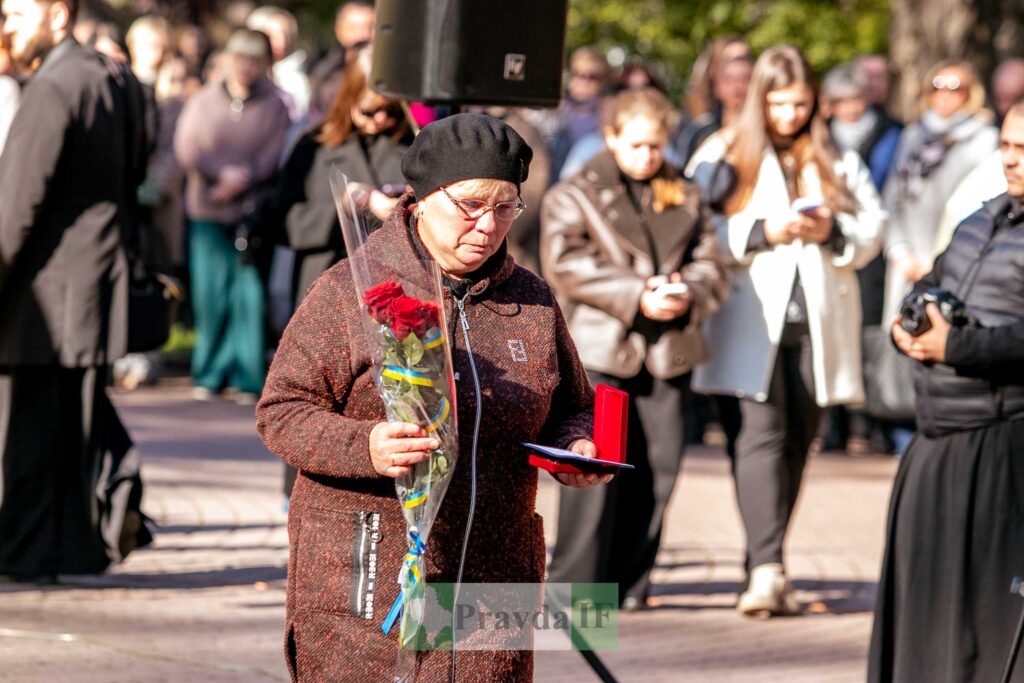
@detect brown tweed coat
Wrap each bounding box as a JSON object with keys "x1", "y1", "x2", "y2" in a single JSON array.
[{"x1": 256, "y1": 198, "x2": 594, "y2": 682}]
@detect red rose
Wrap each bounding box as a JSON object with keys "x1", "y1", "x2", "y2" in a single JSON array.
[
  {"x1": 388, "y1": 296, "x2": 439, "y2": 341},
  {"x1": 363, "y1": 280, "x2": 404, "y2": 324},
  {"x1": 418, "y1": 301, "x2": 440, "y2": 336},
  {"x1": 388, "y1": 296, "x2": 422, "y2": 341}
]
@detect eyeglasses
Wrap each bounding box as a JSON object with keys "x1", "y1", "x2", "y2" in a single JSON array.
[
  {"x1": 358, "y1": 102, "x2": 401, "y2": 119},
  {"x1": 571, "y1": 70, "x2": 604, "y2": 81},
  {"x1": 440, "y1": 186, "x2": 526, "y2": 222},
  {"x1": 932, "y1": 75, "x2": 963, "y2": 91}
]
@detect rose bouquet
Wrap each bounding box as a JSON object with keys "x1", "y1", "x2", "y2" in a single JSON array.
[{"x1": 329, "y1": 169, "x2": 459, "y2": 680}]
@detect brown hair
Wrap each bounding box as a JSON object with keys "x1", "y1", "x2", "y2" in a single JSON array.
[
  {"x1": 685, "y1": 36, "x2": 750, "y2": 118},
  {"x1": 318, "y1": 45, "x2": 408, "y2": 147},
  {"x1": 602, "y1": 87, "x2": 686, "y2": 212},
  {"x1": 601, "y1": 86, "x2": 677, "y2": 134},
  {"x1": 724, "y1": 45, "x2": 856, "y2": 216}
]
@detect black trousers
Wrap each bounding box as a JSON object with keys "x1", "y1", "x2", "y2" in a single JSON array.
[
  {"x1": 547, "y1": 368, "x2": 689, "y2": 604},
  {"x1": 734, "y1": 325, "x2": 822, "y2": 570},
  {"x1": 0, "y1": 365, "x2": 150, "y2": 577}
]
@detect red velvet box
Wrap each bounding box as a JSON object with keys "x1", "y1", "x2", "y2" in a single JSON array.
[{"x1": 526, "y1": 384, "x2": 631, "y2": 475}]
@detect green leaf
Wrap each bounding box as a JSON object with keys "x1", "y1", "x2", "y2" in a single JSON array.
[{"x1": 402, "y1": 333, "x2": 425, "y2": 366}]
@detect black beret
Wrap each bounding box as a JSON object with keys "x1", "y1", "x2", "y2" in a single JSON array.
[{"x1": 401, "y1": 113, "x2": 533, "y2": 200}]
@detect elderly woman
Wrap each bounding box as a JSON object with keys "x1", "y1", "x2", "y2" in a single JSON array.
[{"x1": 256, "y1": 113, "x2": 610, "y2": 681}]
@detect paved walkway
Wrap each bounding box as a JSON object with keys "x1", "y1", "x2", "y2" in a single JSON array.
[{"x1": 0, "y1": 384, "x2": 897, "y2": 682}]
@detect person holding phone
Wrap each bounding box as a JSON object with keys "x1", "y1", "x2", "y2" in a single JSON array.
[
  {"x1": 687, "y1": 45, "x2": 883, "y2": 616},
  {"x1": 256, "y1": 44, "x2": 411, "y2": 314},
  {"x1": 542, "y1": 87, "x2": 727, "y2": 609}
]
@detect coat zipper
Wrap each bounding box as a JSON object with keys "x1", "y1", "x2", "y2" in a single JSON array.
[
  {"x1": 450, "y1": 292, "x2": 482, "y2": 682},
  {"x1": 355, "y1": 515, "x2": 368, "y2": 614}
]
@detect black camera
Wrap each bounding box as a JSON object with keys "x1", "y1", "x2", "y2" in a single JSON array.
[{"x1": 899, "y1": 288, "x2": 971, "y2": 337}]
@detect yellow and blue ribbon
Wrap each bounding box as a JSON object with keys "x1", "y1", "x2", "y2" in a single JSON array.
[
  {"x1": 382, "y1": 529, "x2": 427, "y2": 635},
  {"x1": 381, "y1": 365, "x2": 434, "y2": 387},
  {"x1": 422, "y1": 328, "x2": 444, "y2": 350},
  {"x1": 427, "y1": 397, "x2": 450, "y2": 432},
  {"x1": 402, "y1": 488, "x2": 428, "y2": 509}
]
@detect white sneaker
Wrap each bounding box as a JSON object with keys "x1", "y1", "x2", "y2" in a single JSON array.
[
  {"x1": 191, "y1": 386, "x2": 215, "y2": 402},
  {"x1": 736, "y1": 563, "x2": 800, "y2": 617}
]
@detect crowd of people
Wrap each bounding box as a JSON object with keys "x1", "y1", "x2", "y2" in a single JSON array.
[{"x1": 1, "y1": 1, "x2": 1023, "y2": 681}]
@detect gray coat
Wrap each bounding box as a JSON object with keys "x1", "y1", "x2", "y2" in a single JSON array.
[
  {"x1": 0, "y1": 39, "x2": 148, "y2": 367},
  {"x1": 881, "y1": 113, "x2": 998, "y2": 320}
]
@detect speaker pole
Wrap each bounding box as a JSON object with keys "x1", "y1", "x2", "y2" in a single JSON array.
[{"x1": 399, "y1": 100, "x2": 421, "y2": 136}]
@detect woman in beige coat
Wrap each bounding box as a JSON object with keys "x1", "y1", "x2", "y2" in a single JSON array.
[
  {"x1": 687, "y1": 45, "x2": 883, "y2": 616},
  {"x1": 542, "y1": 87, "x2": 727, "y2": 609}
]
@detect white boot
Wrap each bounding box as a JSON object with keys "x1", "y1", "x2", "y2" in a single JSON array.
[{"x1": 736, "y1": 563, "x2": 800, "y2": 617}]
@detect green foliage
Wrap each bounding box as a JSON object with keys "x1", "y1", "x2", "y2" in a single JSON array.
[
  {"x1": 567, "y1": 0, "x2": 891, "y2": 98},
  {"x1": 161, "y1": 323, "x2": 195, "y2": 359}
]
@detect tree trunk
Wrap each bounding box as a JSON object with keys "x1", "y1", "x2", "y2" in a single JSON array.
[{"x1": 889, "y1": 0, "x2": 1024, "y2": 121}]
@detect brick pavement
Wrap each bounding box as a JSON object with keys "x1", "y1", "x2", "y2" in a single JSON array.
[{"x1": 0, "y1": 384, "x2": 897, "y2": 682}]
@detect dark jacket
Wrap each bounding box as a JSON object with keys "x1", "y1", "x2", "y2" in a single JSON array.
[
  {"x1": 0, "y1": 38, "x2": 148, "y2": 367},
  {"x1": 256, "y1": 196, "x2": 593, "y2": 681},
  {"x1": 672, "y1": 105, "x2": 722, "y2": 170},
  {"x1": 262, "y1": 130, "x2": 407, "y2": 306},
  {"x1": 907, "y1": 193, "x2": 1024, "y2": 437},
  {"x1": 541, "y1": 150, "x2": 727, "y2": 379}
]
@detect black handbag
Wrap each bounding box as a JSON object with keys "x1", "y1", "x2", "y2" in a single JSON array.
[
  {"x1": 127, "y1": 257, "x2": 182, "y2": 353},
  {"x1": 861, "y1": 326, "x2": 917, "y2": 421}
]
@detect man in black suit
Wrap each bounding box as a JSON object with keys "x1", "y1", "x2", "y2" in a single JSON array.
[{"x1": 0, "y1": 0, "x2": 151, "y2": 579}]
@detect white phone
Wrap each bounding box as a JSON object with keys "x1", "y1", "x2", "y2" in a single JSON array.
[
  {"x1": 791, "y1": 196, "x2": 823, "y2": 214},
  {"x1": 654, "y1": 282, "x2": 690, "y2": 298}
]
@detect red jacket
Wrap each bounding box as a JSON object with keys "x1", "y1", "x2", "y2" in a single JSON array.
[{"x1": 257, "y1": 197, "x2": 594, "y2": 681}]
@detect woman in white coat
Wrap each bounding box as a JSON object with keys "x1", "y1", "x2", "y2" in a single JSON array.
[{"x1": 687, "y1": 45, "x2": 883, "y2": 617}]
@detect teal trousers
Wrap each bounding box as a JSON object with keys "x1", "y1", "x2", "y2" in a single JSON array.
[{"x1": 188, "y1": 220, "x2": 265, "y2": 394}]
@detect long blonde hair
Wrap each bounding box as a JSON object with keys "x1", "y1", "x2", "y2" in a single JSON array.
[{"x1": 724, "y1": 45, "x2": 856, "y2": 216}]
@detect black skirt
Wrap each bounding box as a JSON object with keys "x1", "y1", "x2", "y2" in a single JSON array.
[{"x1": 869, "y1": 418, "x2": 1024, "y2": 683}]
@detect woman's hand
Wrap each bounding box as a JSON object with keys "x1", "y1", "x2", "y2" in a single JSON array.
[
  {"x1": 640, "y1": 274, "x2": 691, "y2": 321},
  {"x1": 555, "y1": 439, "x2": 616, "y2": 488},
  {"x1": 796, "y1": 206, "x2": 834, "y2": 244},
  {"x1": 896, "y1": 253, "x2": 927, "y2": 282},
  {"x1": 369, "y1": 421, "x2": 439, "y2": 478},
  {"x1": 209, "y1": 165, "x2": 251, "y2": 203},
  {"x1": 367, "y1": 189, "x2": 400, "y2": 221},
  {"x1": 765, "y1": 213, "x2": 798, "y2": 245}
]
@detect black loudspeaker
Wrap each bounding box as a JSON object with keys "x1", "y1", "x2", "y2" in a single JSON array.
[{"x1": 371, "y1": 0, "x2": 569, "y2": 107}]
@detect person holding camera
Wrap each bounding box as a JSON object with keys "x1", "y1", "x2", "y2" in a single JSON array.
[
  {"x1": 259, "y1": 44, "x2": 410, "y2": 314},
  {"x1": 687, "y1": 45, "x2": 884, "y2": 617},
  {"x1": 868, "y1": 103, "x2": 1024, "y2": 683}
]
